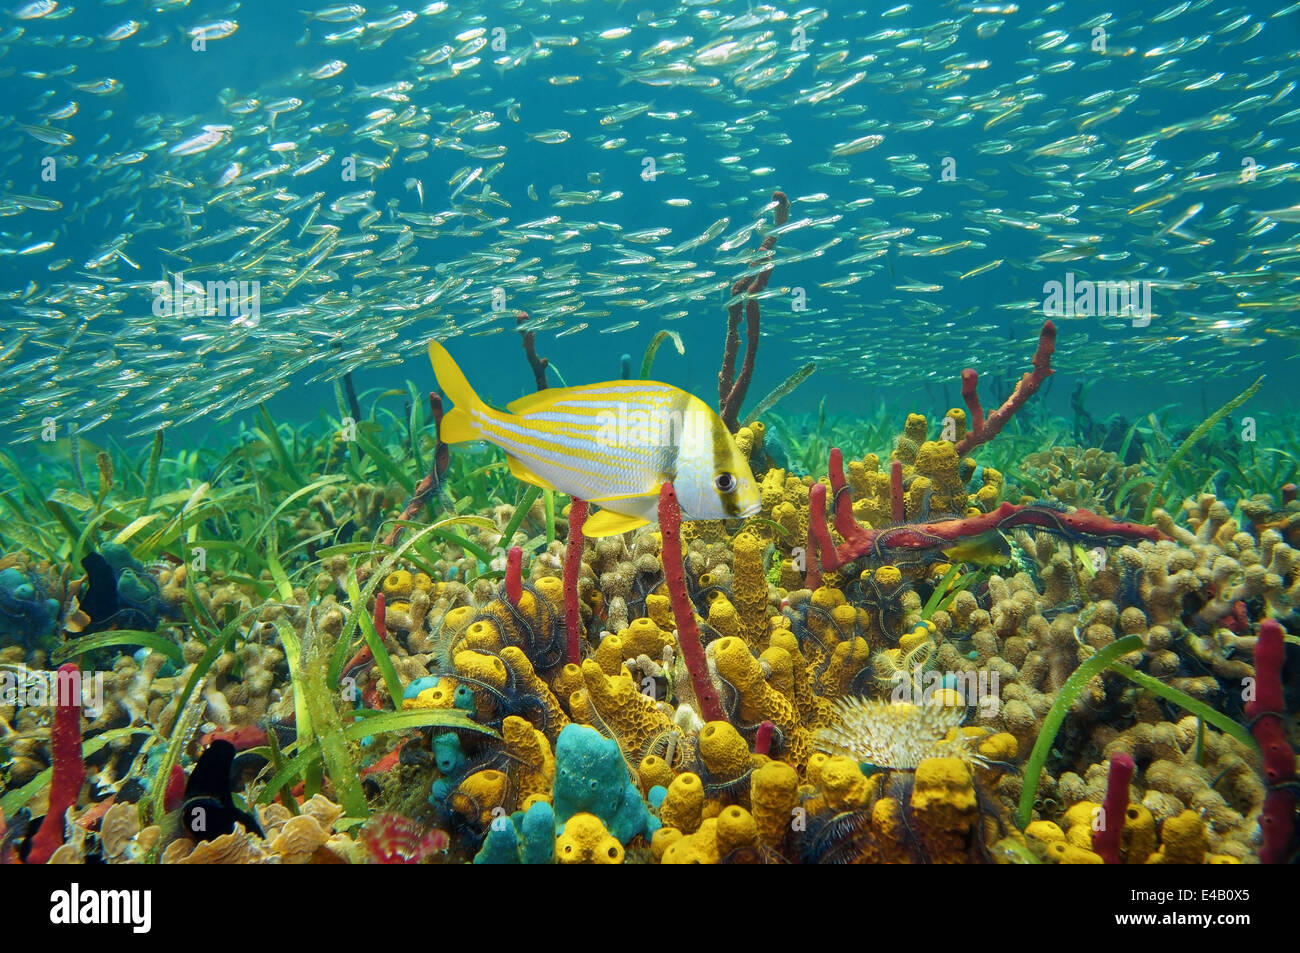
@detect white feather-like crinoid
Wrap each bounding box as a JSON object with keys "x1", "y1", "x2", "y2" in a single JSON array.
[{"x1": 813, "y1": 693, "x2": 986, "y2": 770}]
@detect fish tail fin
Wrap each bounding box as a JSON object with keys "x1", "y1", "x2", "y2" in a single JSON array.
[{"x1": 428, "y1": 340, "x2": 487, "y2": 443}]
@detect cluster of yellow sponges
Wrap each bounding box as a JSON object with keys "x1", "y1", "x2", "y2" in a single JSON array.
[{"x1": 1023, "y1": 803, "x2": 1241, "y2": 864}]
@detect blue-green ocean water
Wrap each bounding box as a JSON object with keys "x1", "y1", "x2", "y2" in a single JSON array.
[{"x1": 2, "y1": 0, "x2": 1298, "y2": 450}]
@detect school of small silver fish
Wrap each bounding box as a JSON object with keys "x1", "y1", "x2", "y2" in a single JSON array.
[{"x1": 1, "y1": 0, "x2": 1298, "y2": 443}]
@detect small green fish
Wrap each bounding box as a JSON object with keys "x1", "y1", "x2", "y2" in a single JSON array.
[{"x1": 942, "y1": 530, "x2": 1012, "y2": 567}]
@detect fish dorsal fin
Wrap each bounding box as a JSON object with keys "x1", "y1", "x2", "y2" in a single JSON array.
[
  {"x1": 505, "y1": 453, "x2": 557, "y2": 490},
  {"x1": 583, "y1": 509, "x2": 651, "y2": 538}
]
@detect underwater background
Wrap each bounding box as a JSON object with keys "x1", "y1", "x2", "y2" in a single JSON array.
[{"x1": 0, "y1": 0, "x2": 1297, "y2": 866}]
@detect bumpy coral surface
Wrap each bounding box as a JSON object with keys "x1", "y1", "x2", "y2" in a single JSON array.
[{"x1": 3, "y1": 407, "x2": 1296, "y2": 868}]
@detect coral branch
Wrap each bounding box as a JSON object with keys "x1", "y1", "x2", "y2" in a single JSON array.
[
  {"x1": 809, "y1": 460, "x2": 1168, "y2": 573},
  {"x1": 807, "y1": 482, "x2": 842, "y2": 579},
  {"x1": 960, "y1": 368, "x2": 985, "y2": 435},
  {"x1": 517, "y1": 312, "x2": 549, "y2": 392},
  {"x1": 718, "y1": 191, "x2": 790, "y2": 432},
  {"x1": 1246, "y1": 618, "x2": 1297, "y2": 864},
  {"x1": 828, "y1": 449, "x2": 872, "y2": 552},
  {"x1": 658, "y1": 483, "x2": 727, "y2": 723},
  {"x1": 954, "y1": 320, "x2": 1056, "y2": 456},
  {"x1": 1093, "y1": 752, "x2": 1134, "y2": 864},
  {"x1": 564, "y1": 500, "x2": 588, "y2": 665},
  {"x1": 806, "y1": 486, "x2": 826, "y2": 590},
  {"x1": 27, "y1": 663, "x2": 85, "y2": 865},
  {"x1": 383, "y1": 392, "x2": 449, "y2": 548}
]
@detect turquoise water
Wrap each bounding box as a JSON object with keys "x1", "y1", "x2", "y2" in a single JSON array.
[{"x1": 2, "y1": 0, "x2": 1298, "y2": 447}]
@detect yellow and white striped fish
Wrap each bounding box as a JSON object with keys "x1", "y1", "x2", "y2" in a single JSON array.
[{"x1": 428, "y1": 341, "x2": 760, "y2": 537}]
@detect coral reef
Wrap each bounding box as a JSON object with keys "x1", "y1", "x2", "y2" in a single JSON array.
[{"x1": 2, "y1": 313, "x2": 1294, "y2": 870}]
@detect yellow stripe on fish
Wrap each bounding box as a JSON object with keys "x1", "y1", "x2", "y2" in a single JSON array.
[{"x1": 428, "y1": 340, "x2": 760, "y2": 536}]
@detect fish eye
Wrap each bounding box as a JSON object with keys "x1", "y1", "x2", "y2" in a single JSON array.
[{"x1": 714, "y1": 472, "x2": 737, "y2": 493}]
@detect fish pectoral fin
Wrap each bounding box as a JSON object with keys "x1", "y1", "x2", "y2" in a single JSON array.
[
  {"x1": 505, "y1": 454, "x2": 557, "y2": 490},
  {"x1": 582, "y1": 509, "x2": 651, "y2": 538}
]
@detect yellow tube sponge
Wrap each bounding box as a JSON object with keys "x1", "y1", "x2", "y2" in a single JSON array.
[
  {"x1": 1044, "y1": 841, "x2": 1104, "y2": 864},
  {"x1": 499, "y1": 646, "x2": 569, "y2": 741},
  {"x1": 910, "y1": 757, "x2": 978, "y2": 863},
  {"x1": 768, "y1": 630, "x2": 833, "y2": 726},
  {"x1": 822, "y1": 636, "x2": 872, "y2": 700},
  {"x1": 1121, "y1": 803, "x2": 1157, "y2": 865},
  {"x1": 578, "y1": 659, "x2": 676, "y2": 762},
  {"x1": 1025, "y1": 820, "x2": 1066, "y2": 844},
  {"x1": 453, "y1": 650, "x2": 508, "y2": 720},
  {"x1": 698, "y1": 721, "x2": 752, "y2": 783},
  {"x1": 382, "y1": 570, "x2": 413, "y2": 600},
  {"x1": 549, "y1": 663, "x2": 584, "y2": 707},
  {"x1": 556, "y1": 813, "x2": 624, "y2": 864},
  {"x1": 594, "y1": 633, "x2": 626, "y2": 676},
  {"x1": 659, "y1": 772, "x2": 705, "y2": 834},
  {"x1": 731, "y1": 532, "x2": 770, "y2": 650},
  {"x1": 450, "y1": 769, "x2": 508, "y2": 827},
  {"x1": 751, "y1": 760, "x2": 799, "y2": 849},
  {"x1": 659, "y1": 818, "x2": 720, "y2": 865},
  {"x1": 715, "y1": 805, "x2": 759, "y2": 855},
  {"x1": 1148, "y1": 810, "x2": 1208, "y2": 864},
  {"x1": 712, "y1": 636, "x2": 809, "y2": 768},
  {"x1": 441, "y1": 605, "x2": 477, "y2": 640},
  {"x1": 622, "y1": 617, "x2": 672, "y2": 659},
  {"x1": 638, "y1": 755, "x2": 673, "y2": 794},
  {"x1": 706, "y1": 593, "x2": 744, "y2": 641},
  {"x1": 650, "y1": 826, "x2": 681, "y2": 862},
  {"x1": 914, "y1": 440, "x2": 965, "y2": 514},
  {"x1": 402, "y1": 676, "x2": 457, "y2": 711},
  {"x1": 503, "y1": 715, "x2": 555, "y2": 805},
  {"x1": 643, "y1": 593, "x2": 674, "y2": 631},
  {"x1": 819, "y1": 756, "x2": 870, "y2": 812}
]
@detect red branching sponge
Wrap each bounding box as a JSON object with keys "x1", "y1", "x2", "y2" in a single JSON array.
[
  {"x1": 755, "y1": 721, "x2": 774, "y2": 757},
  {"x1": 564, "y1": 500, "x2": 589, "y2": 665},
  {"x1": 27, "y1": 663, "x2": 86, "y2": 865},
  {"x1": 955, "y1": 320, "x2": 1056, "y2": 456},
  {"x1": 658, "y1": 483, "x2": 726, "y2": 723},
  {"x1": 1247, "y1": 618, "x2": 1297, "y2": 864},
  {"x1": 890, "y1": 459, "x2": 905, "y2": 523},
  {"x1": 806, "y1": 483, "x2": 839, "y2": 587},
  {"x1": 718, "y1": 191, "x2": 790, "y2": 432},
  {"x1": 373, "y1": 591, "x2": 387, "y2": 641},
  {"x1": 1092, "y1": 752, "x2": 1134, "y2": 864},
  {"x1": 505, "y1": 545, "x2": 522, "y2": 606},
  {"x1": 828, "y1": 449, "x2": 872, "y2": 552},
  {"x1": 808, "y1": 473, "x2": 1168, "y2": 574}
]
